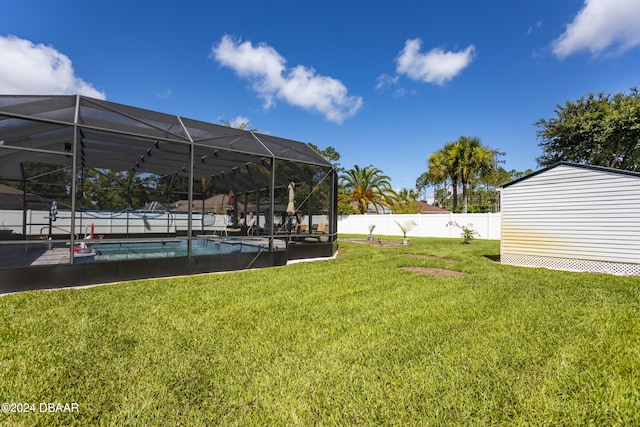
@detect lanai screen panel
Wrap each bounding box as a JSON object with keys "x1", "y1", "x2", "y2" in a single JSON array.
[
  {"x1": 0, "y1": 97, "x2": 77, "y2": 180},
  {"x1": 0, "y1": 95, "x2": 76, "y2": 122},
  {"x1": 0, "y1": 95, "x2": 332, "y2": 182},
  {"x1": 77, "y1": 97, "x2": 190, "y2": 143},
  {"x1": 254, "y1": 133, "x2": 330, "y2": 165}
]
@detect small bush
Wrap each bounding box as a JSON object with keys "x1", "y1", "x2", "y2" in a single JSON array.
[{"x1": 447, "y1": 221, "x2": 478, "y2": 244}]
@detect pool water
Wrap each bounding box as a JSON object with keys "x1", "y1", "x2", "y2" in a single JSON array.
[{"x1": 92, "y1": 239, "x2": 260, "y2": 261}]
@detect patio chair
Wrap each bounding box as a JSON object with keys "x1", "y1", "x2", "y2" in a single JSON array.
[{"x1": 247, "y1": 214, "x2": 257, "y2": 236}]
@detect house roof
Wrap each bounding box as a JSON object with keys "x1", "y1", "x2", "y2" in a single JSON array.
[
  {"x1": 0, "y1": 183, "x2": 53, "y2": 210},
  {"x1": 173, "y1": 195, "x2": 235, "y2": 213},
  {"x1": 415, "y1": 201, "x2": 450, "y2": 214},
  {"x1": 501, "y1": 162, "x2": 640, "y2": 189},
  {"x1": 0, "y1": 183, "x2": 22, "y2": 195}
]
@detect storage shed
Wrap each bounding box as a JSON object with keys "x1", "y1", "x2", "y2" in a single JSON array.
[{"x1": 500, "y1": 162, "x2": 640, "y2": 276}]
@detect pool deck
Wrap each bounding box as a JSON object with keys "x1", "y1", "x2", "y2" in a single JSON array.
[
  {"x1": 31, "y1": 248, "x2": 68, "y2": 265},
  {"x1": 31, "y1": 248, "x2": 94, "y2": 265}
]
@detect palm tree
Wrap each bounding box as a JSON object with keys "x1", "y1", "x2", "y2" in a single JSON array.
[
  {"x1": 392, "y1": 187, "x2": 421, "y2": 213},
  {"x1": 428, "y1": 142, "x2": 460, "y2": 211},
  {"x1": 220, "y1": 119, "x2": 257, "y2": 132},
  {"x1": 428, "y1": 136, "x2": 499, "y2": 213},
  {"x1": 339, "y1": 165, "x2": 395, "y2": 214},
  {"x1": 453, "y1": 136, "x2": 497, "y2": 213},
  {"x1": 396, "y1": 187, "x2": 419, "y2": 203}
]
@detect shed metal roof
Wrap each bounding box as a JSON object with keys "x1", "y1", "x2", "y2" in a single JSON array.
[{"x1": 500, "y1": 162, "x2": 640, "y2": 189}]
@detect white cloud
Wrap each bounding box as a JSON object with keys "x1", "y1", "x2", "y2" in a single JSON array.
[
  {"x1": 374, "y1": 73, "x2": 415, "y2": 98},
  {"x1": 375, "y1": 73, "x2": 399, "y2": 90},
  {"x1": 0, "y1": 35, "x2": 105, "y2": 99},
  {"x1": 395, "y1": 39, "x2": 476, "y2": 85},
  {"x1": 393, "y1": 88, "x2": 409, "y2": 99},
  {"x1": 156, "y1": 89, "x2": 172, "y2": 99},
  {"x1": 211, "y1": 35, "x2": 362, "y2": 124},
  {"x1": 552, "y1": 0, "x2": 640, "y2": 58},
  {"x1": 526, "y1": 21, "x2": 543, "y2": 36}
]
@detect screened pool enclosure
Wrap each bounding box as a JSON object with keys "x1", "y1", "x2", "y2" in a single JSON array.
[{"x1": 0, "y1": 95, "x2": 337, "y2": 293}]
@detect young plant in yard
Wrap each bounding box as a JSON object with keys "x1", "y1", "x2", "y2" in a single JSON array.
[
  {"x1": 447, "y1": 220, "x2": 478, "y2": 244},
  {"x1": 367, "y1": 223, "x2": 376, "y2": 240},
  {"x1": 396, "y1": 220, "x2": 417, "y2": 244}
]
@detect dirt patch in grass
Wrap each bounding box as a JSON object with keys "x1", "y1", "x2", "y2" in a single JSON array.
[
  {"x1": 343, "y1": 238, "x2": 404, "y2": 247},
  {"x1": 400, "y1": 254, "x2": 457, "y2": 262},
  {"x1": 401, "y1": 266, "x2": 466, "y2": 277}
]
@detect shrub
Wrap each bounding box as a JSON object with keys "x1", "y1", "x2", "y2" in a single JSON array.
[{"x1": 447, "y1": 221, "x2": 478, "y2": 244}]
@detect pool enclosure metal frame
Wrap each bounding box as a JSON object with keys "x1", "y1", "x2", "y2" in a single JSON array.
[{"x1": 0, "y1": 95, "x2": 338, "y2": 293}]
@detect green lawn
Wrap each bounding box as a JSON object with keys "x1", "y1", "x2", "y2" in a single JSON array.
[{"x1": 1, "y1": 237, "x2": 639, "y2": 426}]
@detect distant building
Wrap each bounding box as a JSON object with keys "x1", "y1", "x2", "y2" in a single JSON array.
[
  {"x1": 414, "y1": 201, "x2": 450, "y2": 214},
  {"x1": 0, "y1": 183, "x2": 52, "y2": 210}
]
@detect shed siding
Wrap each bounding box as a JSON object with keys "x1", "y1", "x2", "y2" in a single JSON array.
[{"x1": 501, "y1": 164, "x2": 640, "y2": 273}]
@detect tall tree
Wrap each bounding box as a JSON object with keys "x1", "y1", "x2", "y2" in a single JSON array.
[
  {"x1": 428, "y1": 142, "x2": 460, "y2": 212},
  {"x1": 428, "y1": 137, "x2": 501, "y2": 213},
  {"x1": 308, "y1": 143, "x2": 342, "y2": 171},
  {"x1": 81, "y1": 169, "x2": 157, "y2": 210},
  {"x1": 391, "y1": 188, "x2": 421, "y2": 214},
  {"x1": 415, "y1": 171, "x2": 432, "y2": 201},
  {"x1": 536, "y1": 87, "x2": 640, "y2": 171},
  {"x1": 339, "y1": 165, "x2": 395, "y2": 214},
  {"x1": 20, "y1": 163, "x2": 72, "y2": 206},
  {"x1": 453, "y1": 136, "x2": 499, "y2": 213}
]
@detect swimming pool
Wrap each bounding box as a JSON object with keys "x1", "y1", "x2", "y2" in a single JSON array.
[{"x1": 91, "y1": 238, "x2": 263, "y2": 262}]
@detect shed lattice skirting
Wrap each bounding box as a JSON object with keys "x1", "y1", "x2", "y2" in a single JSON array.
[{"x1": 501, "y1": 254, "x2": 640, "y2": 276}]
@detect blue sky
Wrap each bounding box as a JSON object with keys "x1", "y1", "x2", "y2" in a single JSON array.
[{"x1": 1, "y1": 0, "x2": 639, "y2": 191}]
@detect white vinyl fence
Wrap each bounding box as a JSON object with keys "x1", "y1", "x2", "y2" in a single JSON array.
[
  {"x1": 337, "y1": 213, "x2": 501, "y2": 240},
  {"x1": 0, "y1": 209, "x2": 199, "y2": 237},
  {"x1": 0, "y1": 209, "x2": 331, "y2": 238},
  {"x1": 0, "y1": 209, "x2": 499, "y2": 240}
]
